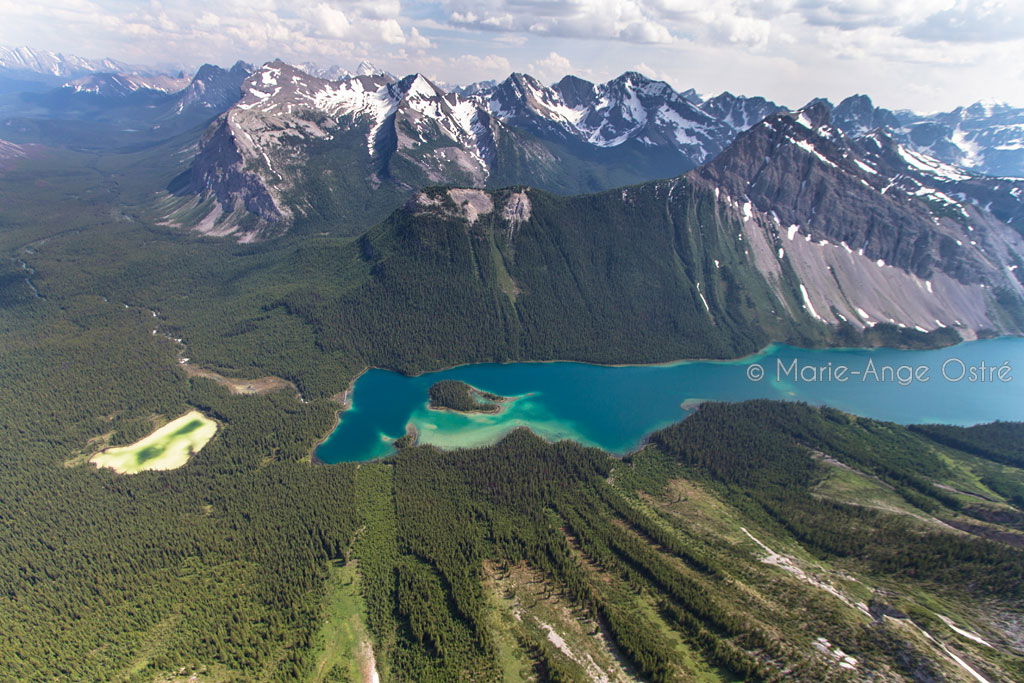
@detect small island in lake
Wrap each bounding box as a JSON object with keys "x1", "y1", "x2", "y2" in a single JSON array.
[{"x1": 427, "y1": 380, "x2": 510, "y2": 414}]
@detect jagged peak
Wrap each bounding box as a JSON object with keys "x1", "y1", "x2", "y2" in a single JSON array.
[
  {"x1": 793, "y1": 100, "x2": 833, "y2": 129},
  {"x1": 837, "y1": 93, "x2": 873, "y2": 109},
  {"x1": 680, "y1": 87, "x2": 702, "y2": 104},
  {"x1": 356, "y1": 60, "x2": 387, "y2": 77},
  {"x1": 253, "y1": 60, "x2": 311, "y2": 79},
  {"x1": 709, "y1": 90, "x2": 738, "y2": 103},
  {"x1": 193, "y1": 61, "x2": 252, "y2": 83},
  {"x1": 552, "y1": 74, "x2": 596, "y2": 108},
  {"x1": 501, "y1": 72, "x2": 545, "y2": 93},
  {"x1": 193, "y1": 63, "x2": 226, "y2": 80},
  {"x1": 395, "y1": 73, "x2": 444, "y2": 101},
  {"x1": 606, "y1": 71, "x2": 678, "y2": 100},
  {"x1": 554, "y1": 74, "x2": 594, "y2": 88},
  {"x1": 611, "y1": 70, "x2": 653, "y2": 85},
  {"x1": 802, "y1": 97, "x2": 833, "y2": 112}
]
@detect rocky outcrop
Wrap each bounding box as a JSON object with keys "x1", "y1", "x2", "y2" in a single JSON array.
[
  {"x1": 183, "y1": 117, "x2": 289, "y2": 232},
  {"x1": 694, "y1": 103, "x2": 1024, "y2": 291},
  {"x1": 170, "y1": 61, "x2": 252, "y2": 117},
  {"x1": 693, "y1": 103, "x2": 1024, "y2": 335}
]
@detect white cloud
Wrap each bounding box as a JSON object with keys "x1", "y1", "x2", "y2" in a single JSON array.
[
  {"x1": 795, "y1": 0, "x2": 945, "y2": 31},
  {"x1": 0, "y1": 0, "x2": 429, "y2": 66},
  {"x1": 528, "y1": 51, "x2": 575, "y2": 82},
  {"x1": 904, "y1": 0, "x2": 1024, "y2": 42},
  {"x1": 308, "y1": 3, "x2": 351, "y2": 38},
  {"x1": 446, "y1": 0, "x2": 676, "y2": 44},
  {"x1": 406, "y1": 27, "x2": 433, "y2": 49}
]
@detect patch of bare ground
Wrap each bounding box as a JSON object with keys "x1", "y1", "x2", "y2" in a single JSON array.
[
  {"x1": 181, "y1": 363, "x2": 296, "y2": 396},
  {"x1": 359, "y1": 640, "x2": 379, "y2": 683}
]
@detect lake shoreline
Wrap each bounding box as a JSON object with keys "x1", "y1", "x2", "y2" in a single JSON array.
[{"x1": 311, "y1": 336, "x2": 1024, "y2": 465}]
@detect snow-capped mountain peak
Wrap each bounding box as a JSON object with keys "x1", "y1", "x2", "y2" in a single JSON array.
[
  {"x1": 0, "y1": 45, "x2": 148, "y2": 79},
  {"x1": 173, "y1": 62, "x2": 794, "y2": 240},
  {"x1": 357, "y1": 60, "x2": 388, "y2": 77}
]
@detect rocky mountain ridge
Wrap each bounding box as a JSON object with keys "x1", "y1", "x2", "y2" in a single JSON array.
[
  {"x1": 691, "y1": 104, "x2": 1024, "y2": 336},
  {"x1": 166, "y1": 61, "x2": 786, "y2": 238},
  {"x1": 829, "y1": 93, "x2": 1024, "y2": 180}
]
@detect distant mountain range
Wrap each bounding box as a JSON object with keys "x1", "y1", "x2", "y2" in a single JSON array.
[
  {"x1": 1, "y1": 56, "x2": 253, "y2": 144},
  {"x1": 157, "y1": 60, "x2": 1023, "y2": 244},
  {"x1": 2, "y1": 45, "x2": 1022, "y2": 178},
  {"x1": 2, "y1": 46, "x2": 1024, "y2": 343},
  {"x1": 0, "y1": 45, "x2": 139, "y2": 80}
]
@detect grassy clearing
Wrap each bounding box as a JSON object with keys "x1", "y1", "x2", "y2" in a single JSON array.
[
  {"x1": 811, "y1": 459, "x2": 943, "y2": 525},
  {"x1": 307, "y1": 560, "x2": 375, "y2": 683},
  {"x1": 90, "y1": 410, "x2": 217, "y2": 474}
]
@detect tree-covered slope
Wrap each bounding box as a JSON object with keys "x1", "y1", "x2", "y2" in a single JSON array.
[
  {"x1": 270, "y1": 182, "x2": 825, "y2": 375},
  {"x1": 345, "y1": 404, "x2": 1024, "y2": 682}
]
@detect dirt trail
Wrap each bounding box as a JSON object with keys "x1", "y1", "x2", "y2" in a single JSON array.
[{"x1": 360, "y1": 640, "x2": 380, "y2": 683}]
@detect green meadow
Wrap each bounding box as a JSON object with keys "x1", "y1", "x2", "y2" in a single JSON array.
[{"x1": 90, "y1": 410, "x2": 217, "y2": 474}]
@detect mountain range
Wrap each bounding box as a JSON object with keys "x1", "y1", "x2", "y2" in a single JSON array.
[
  {"x1": 162, "y1": 61, "x2": 783, "y2": 239},
  {"x1": 2, "y1": 46, "x2": 1022, "y2": 180},
  {"x1": 2, "y1": 48, "x2": 1024, "y2": 345},
  {"x1": 154, "y1": 61, "x2": 1023, "y2": 243},
  {"x1": 0, "y1": 45, "x2": 141, "y2": 81}
]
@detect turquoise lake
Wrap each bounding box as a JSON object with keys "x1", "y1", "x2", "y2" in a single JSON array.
[{"x1": 315, "y1": 338, "x2": 1024, "y2": 463}]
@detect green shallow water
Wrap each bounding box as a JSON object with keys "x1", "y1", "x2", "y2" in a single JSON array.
[{"x1": 316, "y1": 338, "x2": 1024, "y2": 463}]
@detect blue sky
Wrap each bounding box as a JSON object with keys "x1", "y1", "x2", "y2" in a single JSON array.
[{"x1": 2, "y1": 1, "x2": 1023, "y2": 111}]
